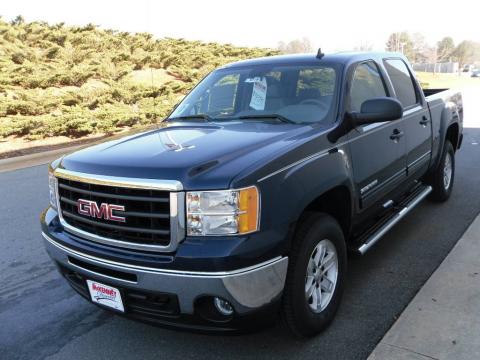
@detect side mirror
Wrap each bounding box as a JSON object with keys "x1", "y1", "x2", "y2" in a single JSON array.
[
  {"x1": 348, "y1": 97, "x2": 403, "y2": 125},
  {"x1": 328, "y1": 97, "x2": 403, "y2": 143}
]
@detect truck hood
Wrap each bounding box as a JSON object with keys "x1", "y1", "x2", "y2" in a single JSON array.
[{"x1": 60, "y1": 121, "x2": 310, "y2": 190}]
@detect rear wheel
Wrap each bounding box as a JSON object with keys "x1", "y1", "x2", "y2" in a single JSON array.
[
  {"x1": 282, "y1": 213, "x2": 347, "y2": 337},
  {"x1": 429, "y1": 140, "x2": 455, "y2": 202}
]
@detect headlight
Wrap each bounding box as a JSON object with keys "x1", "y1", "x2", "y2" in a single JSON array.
[
  {"x1": 48, "y1": 168, "x2": 58, "y2": 210},
  {"x1": 186, "y1": 186, "x2": 259, "y2": 236}
]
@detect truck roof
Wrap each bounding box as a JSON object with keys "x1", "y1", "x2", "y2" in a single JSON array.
[{"x1": 221, "y1": 51, "x2": 406, "y2": 69}]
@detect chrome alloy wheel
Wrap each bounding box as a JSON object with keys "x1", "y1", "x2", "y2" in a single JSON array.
[
  {"x1": 443, "y1": 151, "x2": 453, "y2": 190},
  {"x1": 305, "y1": 239, "x2": 339, "y2": 313}
]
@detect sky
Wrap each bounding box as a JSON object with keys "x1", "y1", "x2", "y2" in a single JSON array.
[{"x1": 1, "y1": 0, "x2": 479, "y2": 51}]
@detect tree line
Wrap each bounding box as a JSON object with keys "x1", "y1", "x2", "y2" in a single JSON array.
[
  {"x1": 385, "y1": 32, "x2": 480, "y2": 68},
  {"x1": 278, "y1": 34, "x2": 480, "y2": 69}
]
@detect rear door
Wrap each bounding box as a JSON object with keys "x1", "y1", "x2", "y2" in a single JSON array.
[
  {"x1": 383, "y1": 59, "x2": 432, "y2": 178},
  {"x1": 346, "y1": 61, "x2": 407, "y2": 209}
]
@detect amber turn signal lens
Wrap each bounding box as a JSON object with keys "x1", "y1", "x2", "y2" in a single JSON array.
[{"x1": 238, "y1": 186, "x2": 259, "y2": 234}]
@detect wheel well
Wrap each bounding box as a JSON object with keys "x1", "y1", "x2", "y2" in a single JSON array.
[
  {"x1": 301, "y1": 186, "x2": 352, "y2": 237},
  {"x1": 446, "y1": 123, "x2": 459, "y2": 152}
]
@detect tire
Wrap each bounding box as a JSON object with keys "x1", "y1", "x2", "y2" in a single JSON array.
[
  {"x1": 429, "y1": 140, "x2": 455, "y2": 202},
  {"x1": 282, "y1": 213, "x2": 347, "y2": 337}
]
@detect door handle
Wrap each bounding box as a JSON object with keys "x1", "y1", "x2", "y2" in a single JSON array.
[
  {"x1": 390, "y1": 129, "x2": 404, "y2": 141},
  {"x1": 419, "y1": 116, "x2": 430, "y2": 126}
]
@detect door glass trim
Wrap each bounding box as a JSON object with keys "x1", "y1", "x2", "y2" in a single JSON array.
[
  {"x1": 403, "y1": 105, "x2": 423, "y2": 117},
  {"x1": 360, "y1": 104, "x2": 422, "y2": 133},
  {"x1": 361, "y1": 121, "x2": 387, "y2": 132}
]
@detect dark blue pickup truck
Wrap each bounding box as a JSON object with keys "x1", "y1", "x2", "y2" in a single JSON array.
[{"x1": 41, "y1": 51, "x2": 463, "y2": 337}]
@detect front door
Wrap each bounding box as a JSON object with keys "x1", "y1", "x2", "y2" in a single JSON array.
[{"x1": 346, "y1": 61, "x2": 407, "y2": 209}]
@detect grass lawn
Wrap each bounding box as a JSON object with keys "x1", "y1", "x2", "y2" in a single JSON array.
[{"x1": 416, "y1": 71, "x2": 480, "y2": 89}]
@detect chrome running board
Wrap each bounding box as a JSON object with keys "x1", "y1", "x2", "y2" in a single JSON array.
[{"x1": 357, "y1": 185, "x2": 432, "y2": 255}]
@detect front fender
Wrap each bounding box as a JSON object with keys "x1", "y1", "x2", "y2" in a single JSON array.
[{"x1": 256, "y1": 147, "x2": 355, "y2": 234}]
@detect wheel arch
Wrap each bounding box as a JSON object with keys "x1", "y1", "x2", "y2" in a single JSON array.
[
  {"x1": 431, "y1": 103, "x2": 461, "y2": 171},
  {"x1": 445, "y1": 122, "x2": 460, "y2": 152},
  {"x1": 296, "y1": 185, "x2": 353, "y2": 240}
]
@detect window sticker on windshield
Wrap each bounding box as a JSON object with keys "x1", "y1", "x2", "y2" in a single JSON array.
[
  {"x1": 249, "y1": 77, "x2": 267, "y2": 110},
  {"x1": 245, "y1": 77, "x2": 262, "y2": 83}
]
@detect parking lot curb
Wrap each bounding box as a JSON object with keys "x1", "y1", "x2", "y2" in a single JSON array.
[{"x1": 0, "y1": 145, "x2": 85, "y2": 173}]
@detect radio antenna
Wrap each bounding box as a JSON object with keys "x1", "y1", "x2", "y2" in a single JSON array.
[{"x1": 316, "y1": 48, "x2": 324, "y2": 59}]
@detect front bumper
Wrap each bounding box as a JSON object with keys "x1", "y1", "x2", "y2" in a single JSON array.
[{"x1": 42, "y1": 231, "x2": 288, "y2": 331}]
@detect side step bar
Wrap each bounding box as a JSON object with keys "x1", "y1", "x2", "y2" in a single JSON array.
[{"x1": 357, "y1": 185, "x2": 432, "y2": 255}]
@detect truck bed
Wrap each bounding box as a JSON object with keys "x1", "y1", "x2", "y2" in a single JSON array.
[
  {"x1": 422, "y1": 87, "x2": 463, "y2": 170},
  {"x1": 422, "y1": 88, "x2": 450, "y2": 97}
]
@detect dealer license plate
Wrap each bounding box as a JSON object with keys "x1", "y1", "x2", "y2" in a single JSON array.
[{"x1": 86, "y1": 280, "x2": 125, "y2": 313}]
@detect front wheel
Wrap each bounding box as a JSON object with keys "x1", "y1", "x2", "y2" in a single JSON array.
[
  {"x1": 429, "y1": 140, "x2": 455, "y2": 202},
  {"x1": 282, "y1": 213, "x2": 347, "y2": 337}
]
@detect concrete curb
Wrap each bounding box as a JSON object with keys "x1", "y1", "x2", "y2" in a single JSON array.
[
  {"x1": 0, "y1": 126, "x2": 161, "y2": 173},
  {"x1": 368, "y1": 213, "x2": 480, "y2": 360},
  {"x1": 0, "y1": 145, "x2": 85, "y2": 173}
]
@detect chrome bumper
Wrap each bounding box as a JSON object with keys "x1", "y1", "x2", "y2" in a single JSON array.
[{"x1": 42, "y1": 232, "x2": 288, "y2": 315}]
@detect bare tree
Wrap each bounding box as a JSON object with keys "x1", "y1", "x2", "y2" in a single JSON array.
[
  {"x1": 278, "y1": 37, "x2": 313, "y2": 54},
  {"x1": 354, "y1": 41, "x2": 373, "y2": 52},
  {"x1": 426, "y1": 46, "x2": 438, "y2": 64},
  {"x1": 411, "y1": 33, "x2": 428, "y2": 63},
  {"x1": 385, "y1": 32, "x2": 414, "y2": 60},
  {"x1": 422, "y1": 46, "x2": 440, "y2": 73}
]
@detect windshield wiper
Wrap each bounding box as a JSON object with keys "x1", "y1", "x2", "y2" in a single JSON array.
[
  {"x1": 238, "y1": 114, "x2": 295, "y2": 124},
  {"x1": 166, "y1": 114, "x2": 212, "y2": 122}
]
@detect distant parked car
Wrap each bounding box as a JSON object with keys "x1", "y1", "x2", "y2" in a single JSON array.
[{"x1": 471, "y1": 70, "x2": 480, "y2": 78}]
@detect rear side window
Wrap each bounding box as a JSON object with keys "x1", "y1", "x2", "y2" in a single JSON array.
[
  {"x1": 349, "y1": 61, "x2": 387, "y2": 112},
  {"x1": 383, "y1": 59, "x2": 418, "y2": 108}
]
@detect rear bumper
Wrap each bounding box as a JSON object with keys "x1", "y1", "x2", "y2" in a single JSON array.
[{"x1": 42, "y1": 231, "x2": 288, "y2": 331}]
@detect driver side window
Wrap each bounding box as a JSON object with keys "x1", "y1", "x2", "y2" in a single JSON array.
[{"x1": 349, "y1": 61, "x2": 387, "y2": 112}]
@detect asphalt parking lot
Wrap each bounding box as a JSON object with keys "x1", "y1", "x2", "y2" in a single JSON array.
[{"x1": 1, "y1": 88, "x2": 479, "y2": 360}]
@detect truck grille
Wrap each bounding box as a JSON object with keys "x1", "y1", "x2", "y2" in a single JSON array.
[{"x1": 57, "y1": 178, "x2": 171, "y2": 247}]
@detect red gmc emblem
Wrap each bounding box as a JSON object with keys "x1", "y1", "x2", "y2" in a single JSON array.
[{"x1": 77, "y1": 199, "x2": 126, "y2": 223}]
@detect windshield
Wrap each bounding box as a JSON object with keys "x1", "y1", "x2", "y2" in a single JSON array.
[{"x1": 169, "y1": 63, "x2": 339, "y2": 124}]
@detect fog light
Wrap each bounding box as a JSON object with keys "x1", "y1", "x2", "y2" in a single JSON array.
[{"x1": 213, "y1": 297, "x2": 234, "y2": 316}]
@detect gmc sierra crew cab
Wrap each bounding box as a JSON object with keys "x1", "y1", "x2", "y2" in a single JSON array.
[{"x1": 41, "y1": 51, "x2": 463, "y2": 337}]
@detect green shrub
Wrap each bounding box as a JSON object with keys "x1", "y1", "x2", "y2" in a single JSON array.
[
  {"x1": 45, "y1": 45, "x2": 61, "y2": 59},
  {"x1": 11, "y1": 52, "x2": 26, "y2": 64},
  {"x1": 0, "y1": 18, "x2": 278, "y2": 140},
  {"x1": 4, "y1": 100, "x2": 39, "y2": 115}
]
